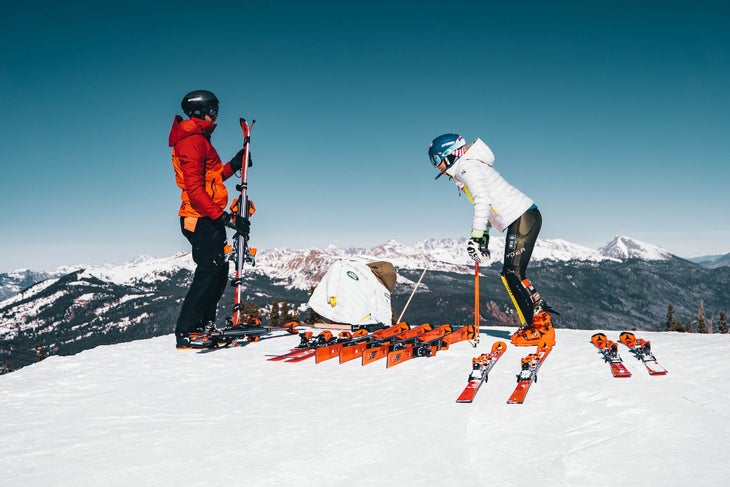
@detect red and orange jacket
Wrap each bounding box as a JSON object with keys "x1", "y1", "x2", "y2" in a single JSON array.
[{"x1": 168, "y1": 116, "x2": 236, "y2": 225}]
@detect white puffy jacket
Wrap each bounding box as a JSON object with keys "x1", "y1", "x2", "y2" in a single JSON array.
[{"x1": 444, "y1": 138, "x2": 534, "y2": 233}]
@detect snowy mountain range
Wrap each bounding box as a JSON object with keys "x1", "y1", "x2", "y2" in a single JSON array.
[
  {"x1": 1, "y1": 235, "x2": 728, "y2": 373},
  {"x1": 0, "y1": 235, "x2": 677, "y2": 302}
]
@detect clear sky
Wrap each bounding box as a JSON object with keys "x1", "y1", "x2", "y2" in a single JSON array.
[{"x1": 1, "y1": 0, "x2": 729, "y2": 273}]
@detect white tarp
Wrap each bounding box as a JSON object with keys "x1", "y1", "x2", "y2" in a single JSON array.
[{"x1": 307, "y1": 260, "x2": 394, "y2": 325}]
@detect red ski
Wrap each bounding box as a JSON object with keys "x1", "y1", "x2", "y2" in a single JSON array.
[
  {"x1": 507, "y1": 346, "x2": 552, "y2": 404},
  {"x1": 386, "y1": 324, "x2": 452, "y2": 368},
  {"x1": 358, "y1": 324, "x2": 433, "y2": 366},
  {"x1": 456, "y1": 341, "x2": 507, "y2": 403},
  {"x1": 591, "y1": 333, "x2": 632, "y2": 378},
  {"x1": 267, "y1": 330, "x2": 336, "y2": 362},
  {"x1": 619, "y1": 331, "x2": 668, "y2": 375}
]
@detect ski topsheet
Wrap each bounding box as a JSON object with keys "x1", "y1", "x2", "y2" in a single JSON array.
[
  {"x1": 315, "y1": 323, "x2": 409, "y2": 364},
  {"x1": 507, "y1": 346, "x2": 552, "y2": 404},
  {"x1": 358, "y1": 323, "x2": 432, "y2": 365},
  {"x1": 266, "y1": 330, "x2": 337, "y2": 362},
  {"x1": 269, "y1": 323, "x2": 411, "y2": 364},
  {"x1": 456, "y1": 341, "x2": 507, "y2": 403},
  {"x1": 591, "y1": 333, "x2": 632, "y2": 378},
  {"x1": 619, "y1": 331, "x2": 668, "y2": 375},
  {"x1": 386, "y1": 324, "x2": 452, "y2": 368}
]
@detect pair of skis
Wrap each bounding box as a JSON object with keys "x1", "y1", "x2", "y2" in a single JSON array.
[
  {"x1": 591, "y1": 332, "x2": 668, "y2": 377},
  {"x1": 229, "y1": 118, "x2": 256, "y2": 328},
  {"x1": 456, "y1": 262, "x2": 552, "y2": 404},
  {"x1": 455, "y1": 342, "x2": 552, "y2": 404}
]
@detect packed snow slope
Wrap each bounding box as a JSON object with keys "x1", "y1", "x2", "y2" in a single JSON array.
[{"x1": 0, "y1": 327, "x2": 727, "y2": 487}]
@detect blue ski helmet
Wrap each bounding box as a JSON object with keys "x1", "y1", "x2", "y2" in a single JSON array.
[
  {"x1": 428, "y1": 133, "x2": 466, "y2": 168},
  {"x1": 181, "y1": 90, "x2": 219, "y2": 120}
]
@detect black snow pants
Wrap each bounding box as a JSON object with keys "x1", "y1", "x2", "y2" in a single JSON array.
[{"x1": 175, "y1": 217, "x2": 229, "y2": 336}]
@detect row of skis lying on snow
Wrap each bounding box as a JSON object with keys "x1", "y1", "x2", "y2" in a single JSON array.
[
  {"x1": 267, "y1": 322, "x2": 476, "y2": 367},
  {"x1": 590, "y1": 331, "x2": 668, "y2": 377}
]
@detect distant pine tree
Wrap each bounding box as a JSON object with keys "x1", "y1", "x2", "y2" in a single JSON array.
[
  {"x1": 697, "y1": 316, "x2": 707, "y2": 333},
  {"x1": 242, "y1": 302, "x2": 262, "y2": 323},
  {"x1": 280, "y1": 300, "x2": 291, "y2": 323},
  {"x1": 697, "y1": 301, "x2": 708, "y2": 334},
  {"x1": 304, "y1": 286, "x2": 323, "y2": 324},
  {"x1": 269, "y1": 298, "x2": 281, "y2": 326},
  {"x1": 37, "y1": 342, "x2": 47, "y2": 361},
  {"x1": 665, "y1": 305, "x2": 676, "y2": 331},
  {"x1": 718, "y1": 311, "x2": 728, "y2": 334}
]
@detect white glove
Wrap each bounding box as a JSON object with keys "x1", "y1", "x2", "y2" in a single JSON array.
[{"x1": 466, "y1": 237, "x2": 490, "y2": 263}]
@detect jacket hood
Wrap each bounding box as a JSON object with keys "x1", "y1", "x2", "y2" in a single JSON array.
[
  {"x1": 444, "y1": 138, "x2": 495, "y2": 177},
  {"x1": 168, "y1": 115, "x2": 217, "y2": 147}
]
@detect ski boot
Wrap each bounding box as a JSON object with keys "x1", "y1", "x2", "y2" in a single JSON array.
[
  {"x1": 510, "y1": 311, "x2": 556, "y2": 348},
  {"x1": 176, "y1": 333, "x2": 215, "y2": 350}
]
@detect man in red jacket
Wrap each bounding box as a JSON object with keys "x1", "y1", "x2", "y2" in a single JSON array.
[{"x1": 169, "y1": 90, "x2": 249, "y2": 349}]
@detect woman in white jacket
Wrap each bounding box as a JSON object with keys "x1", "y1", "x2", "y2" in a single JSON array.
[{"x1": 428, "y1": 133, "x2": 555, "y2": 348}]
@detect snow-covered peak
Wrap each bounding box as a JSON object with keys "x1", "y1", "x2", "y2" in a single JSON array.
[
  {"x1": 596, "y1": 235, "x2": 673, "y2": 261},
  {"x1": 78, "y1": 253, "x2": 194, "y2": 285},
  {"x1": 252, "y1": 236, "x2": 617, "y2": 291}
]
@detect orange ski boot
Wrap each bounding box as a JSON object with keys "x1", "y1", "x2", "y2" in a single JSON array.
[{"x1": 510, "y1": 311, "x2": 556, "y2": 348}]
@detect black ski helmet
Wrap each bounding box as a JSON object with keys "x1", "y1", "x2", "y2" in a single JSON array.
[{"x1": 181, "y1": 90, "x2": 219, "y2": 120}]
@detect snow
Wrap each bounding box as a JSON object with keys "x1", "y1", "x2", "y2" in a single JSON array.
[{"x1": 1, "y1": 328, "x2": 727, "y2": 486}]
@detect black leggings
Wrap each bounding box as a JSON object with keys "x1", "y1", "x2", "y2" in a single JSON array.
[
  {"x1": 501, "y1": 207, "x2": 542, "y2": 324},
  {"x1": 502, "y1": 207, "x2": 542, "y2": 278},
  {"x1": 175, "y1": 217, "x2": 229, "y2": 336}
]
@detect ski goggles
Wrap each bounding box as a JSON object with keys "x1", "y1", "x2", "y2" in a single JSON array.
[
  {"x1": 430, "y1": 152, "x2": 447, "y2": 166},
  {"x1": 431, "y1": 152, "x2": 457, "y2": 167},
  {"x1": 207, "y1": 104, "x2": 219, "y2": 119},
  {"x1": 430, "y1": 142, "x2": 466, "y2": 167}
]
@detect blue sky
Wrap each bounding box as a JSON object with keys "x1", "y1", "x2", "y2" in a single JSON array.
[{"x1": 1, "y1": 0, "x2": 729, "y2": 272}]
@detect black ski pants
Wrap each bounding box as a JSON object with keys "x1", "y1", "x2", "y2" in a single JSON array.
[
  {"x1": 175, "y1": 217, "x2": 229, "y2": 336},
  {"x1": 500, "y1": 206, "x2": 542, "y2": 324}
]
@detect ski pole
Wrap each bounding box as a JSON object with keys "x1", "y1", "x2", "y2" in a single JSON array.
[
  {"x1": 473, "y1": 261, "x2": 480, "y2": 347},
  {"x1": 396, "y1": 266, "x2": 428, "y2": 323}
]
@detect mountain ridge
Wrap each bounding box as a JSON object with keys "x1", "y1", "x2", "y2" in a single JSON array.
[{"x1": 2, "y1": 235, "x2": 728, "y2": 373}]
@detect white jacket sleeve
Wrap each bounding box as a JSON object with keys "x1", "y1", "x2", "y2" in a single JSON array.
[{"x1": 446, "y1": 139, "x2": 534, "y2": 233}]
